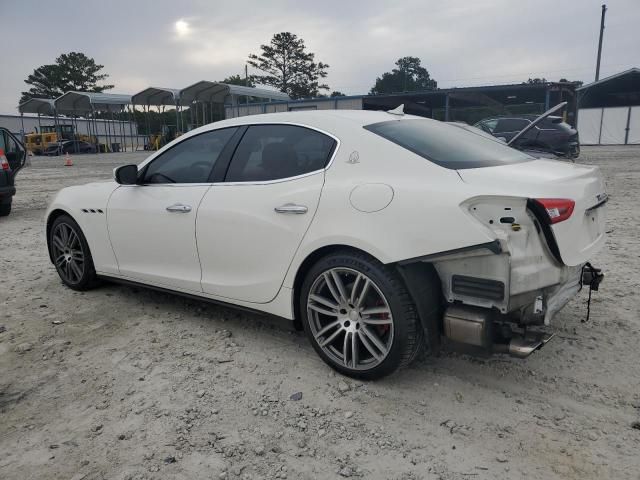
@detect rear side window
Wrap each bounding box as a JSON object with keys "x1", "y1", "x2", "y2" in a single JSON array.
[
  {"x1": 143, "y1": 128, "x2": 237, "y2": 184},
  {"x1": 494, "y1": 118, "x2": 530, "y2": 133},
  {"x1": 226, "y1": 124, "x2": 336, "y2": 182},
  {"x1": 364, "y1": 119, "x2": 533, "y2": 170}
]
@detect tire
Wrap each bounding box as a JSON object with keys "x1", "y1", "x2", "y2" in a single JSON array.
[
  {"x1": 0, "y1": 197, "x2": 13, "y2": 217},
  {"x1": 49, "y1": 214, "x2": 100, "y2": 291},
  {"x1": 299, "y1": 250, "x2": 424, "y2": 380}
]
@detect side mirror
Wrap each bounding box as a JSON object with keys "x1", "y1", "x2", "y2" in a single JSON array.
[{"x1": 114, "y1": 164, "x2": 138, "y2": 185}]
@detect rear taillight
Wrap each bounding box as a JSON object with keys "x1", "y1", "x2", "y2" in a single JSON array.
[
  {"x1": 534, "y1": 198, "x2": 575, "y2": 224},
  {"x1": 0, "y1": 149, "x2": 9, "y2": 171}
]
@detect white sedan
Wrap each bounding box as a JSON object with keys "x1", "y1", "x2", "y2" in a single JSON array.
[{"x1": 45, "y1": 110, "x2": 607, "y2": 379}]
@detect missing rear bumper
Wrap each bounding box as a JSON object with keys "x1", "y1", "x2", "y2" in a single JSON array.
[{"x1": 443, "y1": 304, "x2": 555, "y2": 358}]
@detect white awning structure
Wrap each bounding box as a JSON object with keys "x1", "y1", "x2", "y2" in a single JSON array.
[
  {"x1": 131, "y1": 87, "x2": 181, "y2": 106},
  {"x1": 18, "y1": 98, "x2": 56, "y2": 115},
  {"x1": 55, "y1": 92, "x2": 132, "y2": 114},
  {"x1": 180, "y1": 81, "x2": 289, "y2": 104}
]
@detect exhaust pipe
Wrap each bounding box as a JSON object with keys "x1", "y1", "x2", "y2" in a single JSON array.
[{"x1": 494, "y1": 332, "x2": 555, "y2": 358}]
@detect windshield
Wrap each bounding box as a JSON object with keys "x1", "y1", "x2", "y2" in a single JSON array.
[{"x1": 364, "y1": 119, "x2": 534, "y2": 169}]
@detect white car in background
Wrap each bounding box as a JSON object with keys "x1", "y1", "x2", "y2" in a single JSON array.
[{"x1": 45, "y1": 109, "x2": 607, "y2": 379}]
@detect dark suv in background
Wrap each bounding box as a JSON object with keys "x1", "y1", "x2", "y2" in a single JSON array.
[
  {"x1": 0, "y1": 128, "x2": 27, "y2": 216},
  {"x1": 475, "y1": 115, "x2": 579, "y2": 158}
]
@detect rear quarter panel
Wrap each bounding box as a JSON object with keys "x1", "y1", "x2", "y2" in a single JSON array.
[{"x1": 282, "y1": 128, "x2": 496, "y2": 288}]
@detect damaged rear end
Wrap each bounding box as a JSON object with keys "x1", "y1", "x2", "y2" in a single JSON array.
[{"x1": 431, "y1": 159, "x2": 607, "y2": 357}]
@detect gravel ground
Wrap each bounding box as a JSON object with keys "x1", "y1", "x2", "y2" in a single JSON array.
[{"x1": 1, "y1": 147, "x2": 639, "y2": 480}]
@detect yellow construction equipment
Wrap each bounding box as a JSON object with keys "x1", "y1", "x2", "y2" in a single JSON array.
[{"x1": 24, "y1": 125, "x2": 95, "y2": 155}]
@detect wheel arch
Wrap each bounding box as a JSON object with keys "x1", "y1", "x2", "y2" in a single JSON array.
[
  {"x1": 290, "y1": 244, "x2": 444, "y2": 339},
  {"x1": 46, "y1": 208, "x2": 78, "y2": 263},
  {"x1": 291, "y1": 244, "x2": 382, "y2": 330}
]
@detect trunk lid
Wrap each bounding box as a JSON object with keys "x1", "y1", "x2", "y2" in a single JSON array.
[{"x1": 458, "y1": 159, "x2": 607, "y2": 266}]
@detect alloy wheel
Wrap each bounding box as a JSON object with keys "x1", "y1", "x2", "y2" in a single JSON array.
[
  {"x1": 307, "y1": 268, "x2": 394, "y2": 370},
  {"x1": 51, "y1": 223, "x2": 85, "y2": 284}
]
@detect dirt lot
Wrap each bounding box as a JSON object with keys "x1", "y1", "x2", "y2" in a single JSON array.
[{"x1": 1, "y1": 147, "x2": 639, "y2": 480}]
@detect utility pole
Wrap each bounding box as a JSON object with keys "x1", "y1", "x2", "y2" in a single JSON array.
[
  {"x1": 595, "y1": 4, "x2": 607, "y2": 81},
  {"x1": 245, "y1": 63, "x2": 249, "y2": 105}
]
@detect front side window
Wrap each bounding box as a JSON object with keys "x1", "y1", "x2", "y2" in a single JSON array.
[
  {"x1": 143, "y1": 128, "x2": 237, "y2": 184},
  {"x1": 364, "y1": 119, "x2": 534, "y2": 170},
  {"x1": 226, "y1": 124, "x2": 336, "y2": 182}
]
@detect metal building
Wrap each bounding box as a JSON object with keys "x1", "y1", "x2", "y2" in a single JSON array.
[
  {"x1": 225, "y1": 82, "x2": 578, "y2": 126},
  {"x1": 576, "y1": 68, "x2": 640, "y2": 145}
]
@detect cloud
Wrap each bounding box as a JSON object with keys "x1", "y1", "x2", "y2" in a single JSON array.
[{"x1": 1, "y1": 0, "x2": 639, "y2": 113}]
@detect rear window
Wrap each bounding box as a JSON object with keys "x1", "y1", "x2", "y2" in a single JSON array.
[{"x1": 364, "y1": 119, "x2": 534, "y2": 169}]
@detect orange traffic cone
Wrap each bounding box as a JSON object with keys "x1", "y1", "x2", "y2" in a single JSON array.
[{"x1": 64, "y1": 153, "x2": 73, "y2": 166}]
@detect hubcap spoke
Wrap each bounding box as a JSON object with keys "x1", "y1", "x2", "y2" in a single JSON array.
[
  {"x1": 314, "y1": 320, "x2": 341, "y2": 340},
  {"x1": 54, "y1": 254, "x2": 66, "y2": 267},
  {"x1": 70, "y1": 261, "x2": 83, "y2": 280},
  {"x1": 60, "y1": 225, "x2": 69, "y2": 245},
  {"x1": 330, "y1": 270, "x2": 348, "y2": 303},
  {"x1": 362, "y1": 306, "x2": 391, "y2": 316},
  {"x1": 360, "y1": 325, "x2": 388, "y2": 357},
  {"x1": 323, "y1": 272, "x2": 343, "y2": 304},
  {"x1": 343, "y1": 331, "x2": 351, "y2": 367},
  {"x1": 354, "y1": 279, "x2": 370, "y2": 308},
  {"x1": 308, "y1": 303, "x2": 339, "y2": 317},
  {"x1": 349, "y1": 274, "x2": 362, "y2": 305},
  {"x1": 362, "y1": 317, "x2": 393, "y2": 325},
  {"x1": 319, "y1": 327, "x2": 342, "y2": 347},
  {"x1": 358, "y1": 330, "x2": 383, "y2": 361},
  {"x1": 53, "y1": 236, "x2": 65, "y2": 251},
  {"x1": 351, "y1": 331, "x2": 359, "y2": 367},
  {"x1": 309, "y1": 294, "x2": 339, "y2": 311},
  {"x1": 68, "y1": 230, "x2": 79, "y2": 249}
]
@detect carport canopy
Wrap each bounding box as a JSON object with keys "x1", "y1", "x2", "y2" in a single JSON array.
[
  {"x1": 18, "y1": 98, "x2": 56, "y2": 115},
  {"x1": 180, "y1": 81, "x2": 290, "y2": 104},
  {"x1": 55, "y1": 91, "x2": 132, "y2": 114},
  {"x1": 131, "y1": 87, "x2": 181, "y2": 106},
  {"x1": 577, "y1": 68, "x2": 640, "y2": 108}
]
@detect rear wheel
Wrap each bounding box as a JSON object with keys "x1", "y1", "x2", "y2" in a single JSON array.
[
  {"x1": 49, "y1": 215, "x2": 100, "y2": 290},
  {"x1": 300, "y1": 251, "x2": 423, "y2": 380}
]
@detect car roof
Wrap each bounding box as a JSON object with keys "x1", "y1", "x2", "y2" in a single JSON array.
[{"x1": 207, "y1": 109, "x2": 434, "y2": 131}]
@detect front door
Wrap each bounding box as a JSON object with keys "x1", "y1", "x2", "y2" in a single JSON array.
[
  {"x1": 197, "y1": 124, "x2": 337, "y2": 303},
  {"x1": 107, "y1": 127, "x2": 238, "y2": 292}
]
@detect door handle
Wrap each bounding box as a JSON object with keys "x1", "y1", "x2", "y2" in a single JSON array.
[
  {"x1": 274, "y1": 203, "x2": 308, "y2": 214},
  {"x1": 166, "y1": 203, "x2": 192, "y2": 213}
]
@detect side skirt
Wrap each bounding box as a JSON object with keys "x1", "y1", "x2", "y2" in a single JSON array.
[{"x1": 97, "y1": 274, "x2": 293, "y2": 325}]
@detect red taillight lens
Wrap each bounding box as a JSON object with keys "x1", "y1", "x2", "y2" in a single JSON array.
[
  {"x1": 0, "y1": 148, "x2": 8, "y2": 171},
  {"x1": 534, "y1": 198, "x2": 575, "y2": 224}
]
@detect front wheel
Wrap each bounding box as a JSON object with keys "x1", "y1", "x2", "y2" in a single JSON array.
[
  {"x1": 300, "y1": 251, "x2": 424, "y2": 380},
  {"x1": 49, "y1": 214, "x2": 100, "y2": 290}
]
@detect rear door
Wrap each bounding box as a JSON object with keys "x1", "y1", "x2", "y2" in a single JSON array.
[
  {"x1": 1, "y1": 129, "x2": 26, "y2": 174},
  {"x1": 197, "y1": 124, "x2": 337, "y2": 303}
]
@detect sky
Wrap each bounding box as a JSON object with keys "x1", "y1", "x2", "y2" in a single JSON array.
[{"x1": 1, "y1": 0, "x2": 639, "y2": 113}]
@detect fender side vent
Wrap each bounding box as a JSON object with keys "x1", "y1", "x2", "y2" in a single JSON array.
[{"x1": 452, "y1": 275, "x2": 505, "y2": 301}]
